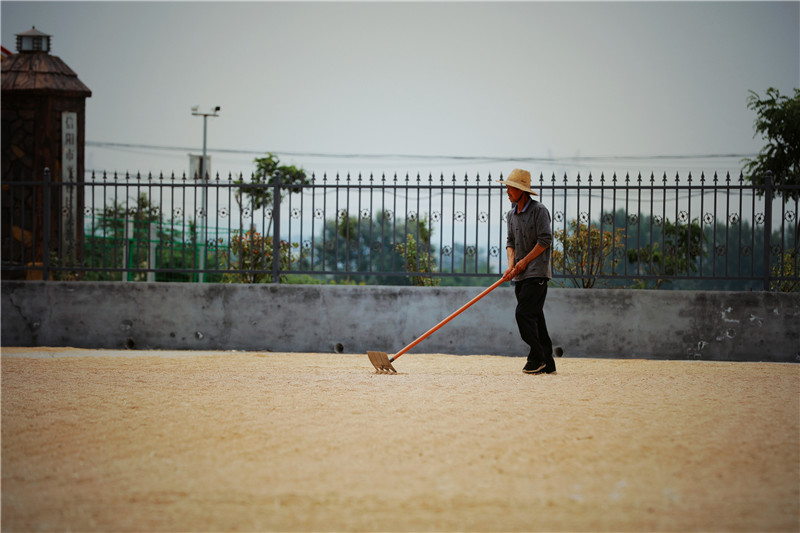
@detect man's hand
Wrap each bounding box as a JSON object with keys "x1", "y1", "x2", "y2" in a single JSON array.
[
  {"x1": 502, "y1": 260, "x2": 527, "y2": 282},
  {"x1": 504, "y1": 246, "x2": 517, "y2": 282}
]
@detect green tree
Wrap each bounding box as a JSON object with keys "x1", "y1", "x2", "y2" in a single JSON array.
[
  {"x1": 220, "y1": 229, "x2": 296, "y2": 284},
  {"x1": 394, "y1": 218, "x2": 441, "y2": 287},
  {"x1": 742, "y1": 88, "x2": 800, "y2": 291},
  {"x1": 235, "y1": 153, "x2": 310, "y2": 214},
  {"x1": 770, "y1": 251, "x2": 799, "y2": 292},
  {"x1": 222, "y1": 153, "x2": 309, "y2": 283},
  {"x1": 85, "y1": 193, "x2": 168, "y2": 280},
  {"x1": 743, "y1": 87, "x2": 800, "y2": 201},
  {"x1": 627, "y1": 218, "x2": 707, "y2": 289},
  {"x1": 553, "y1": 219, "x2": 627, "y2": 288},
  {"x1": 83, "y1": 193, "x2": 210, "y2": 282},
  {"x1": 295, "y1": 210, "x2": 437, "y2": 285}
]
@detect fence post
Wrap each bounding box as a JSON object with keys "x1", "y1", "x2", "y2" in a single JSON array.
[
  {"x1": 272, "y1": 172, "x2": 281, "y2": 283},
  {"x1": 147, "y1": 223, "x2": 157, "y2": 282},
  {"x1": 123, "y1": 219, "x2": 134, "y2": 282},
  {"x1": 42, "y1": 168, "x2": 52, "y2": 281},
  {"x1": 762, "y1": 170, "x2": 773, "y2": 291}
]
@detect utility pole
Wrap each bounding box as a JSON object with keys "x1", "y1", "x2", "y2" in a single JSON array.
[{"x1": 191, "y1": 105, "x2": 220, "y2": 283}]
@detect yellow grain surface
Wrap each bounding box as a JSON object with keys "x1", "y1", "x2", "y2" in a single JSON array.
[{"x1": 2, "y1": 348, "x2": 798, "y2": 532}]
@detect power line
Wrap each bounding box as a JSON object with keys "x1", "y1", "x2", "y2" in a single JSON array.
[{"x1": 85, "y1": 140, "x2": 757, "y2": 163}]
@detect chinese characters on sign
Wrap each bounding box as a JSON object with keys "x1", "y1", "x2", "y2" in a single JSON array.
[
  {"x1": 61, "y1": 112, "x2": 78, "y2": 260},
  {"x1": 62, "y1": 112, "x2": 77, "y2": 180}
]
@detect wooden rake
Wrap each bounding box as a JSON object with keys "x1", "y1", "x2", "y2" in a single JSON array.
[{"x1": 367, "y1": 277, "x2": 506, "y2": 374}]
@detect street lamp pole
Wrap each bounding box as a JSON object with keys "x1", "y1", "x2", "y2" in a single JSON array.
[{"x1": 191, "y1": 105, "x2": 220, "y2": 283}]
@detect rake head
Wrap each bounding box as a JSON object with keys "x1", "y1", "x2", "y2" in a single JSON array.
[{"x1": 367, "y1": 351, "x2": 397, "y2": 374}]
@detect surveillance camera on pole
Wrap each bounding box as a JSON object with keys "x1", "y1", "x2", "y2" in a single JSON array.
[{"x1": 192, "y1": 105, "x2": 220, "y2": 119}]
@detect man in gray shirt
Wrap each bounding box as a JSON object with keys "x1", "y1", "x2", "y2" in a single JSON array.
[{"x1": 499, "y1": 169, "x2": 558, "y2": 374}]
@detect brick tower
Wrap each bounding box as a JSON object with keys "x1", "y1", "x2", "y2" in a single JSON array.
[{"x1": 1, "y1": 27, "x2": 92, "y2": 278}]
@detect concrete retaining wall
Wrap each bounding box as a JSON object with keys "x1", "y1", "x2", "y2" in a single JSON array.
[{"x1": 2, "y1": 281, "x2": 798, "y2": 362}]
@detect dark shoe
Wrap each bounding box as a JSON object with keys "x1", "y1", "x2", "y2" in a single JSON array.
[
  {"x1": 554, "y1": 346, "x2": 564, "y2": 357},
  {"x1": 522, "y1": 361, "x2": 546, "y2": 374}
]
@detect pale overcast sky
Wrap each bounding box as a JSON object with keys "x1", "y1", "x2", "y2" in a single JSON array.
[{"x1": 2, "y1": 1, "x2": 799, "y2": 179}]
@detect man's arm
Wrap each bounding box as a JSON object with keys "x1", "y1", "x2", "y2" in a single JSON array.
[
  {"x1": 503, "y1": 246, "x2": 516, "y2": 281},
  {"x1": 503, "y1": 243, "x2": 549, "y2": 281}
]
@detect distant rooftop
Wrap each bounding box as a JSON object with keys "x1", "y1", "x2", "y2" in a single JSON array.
[{"x1": 1, "y1": 27, "x2": 91, "y2": 96}]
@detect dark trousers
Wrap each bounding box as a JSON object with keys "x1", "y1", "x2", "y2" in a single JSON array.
[{"x1": 514, "y1": 277, "x2": 556, "y2": 372}]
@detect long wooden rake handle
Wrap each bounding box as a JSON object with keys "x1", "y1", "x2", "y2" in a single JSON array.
[{"x1": 389, "y1": 277, "x2": 506, "y2": 363}]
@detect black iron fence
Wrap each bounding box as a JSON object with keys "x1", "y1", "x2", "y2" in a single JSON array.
[{"x1": 2, "y1": 168, "x2": 798, "y2": 290}]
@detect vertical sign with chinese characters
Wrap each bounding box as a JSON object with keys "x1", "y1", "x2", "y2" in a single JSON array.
[{"x1": 61, "y1": 112, "x2": 78, "y2": 261}]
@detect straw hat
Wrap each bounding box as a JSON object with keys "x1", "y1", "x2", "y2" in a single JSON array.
[{"x1": 497, "y1": 168, "x2": 537, "y2": 195}]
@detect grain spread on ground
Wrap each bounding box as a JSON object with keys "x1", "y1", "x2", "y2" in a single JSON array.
[{"x1": 2, "y1": 348, "x2": 798, "y2": 532}]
